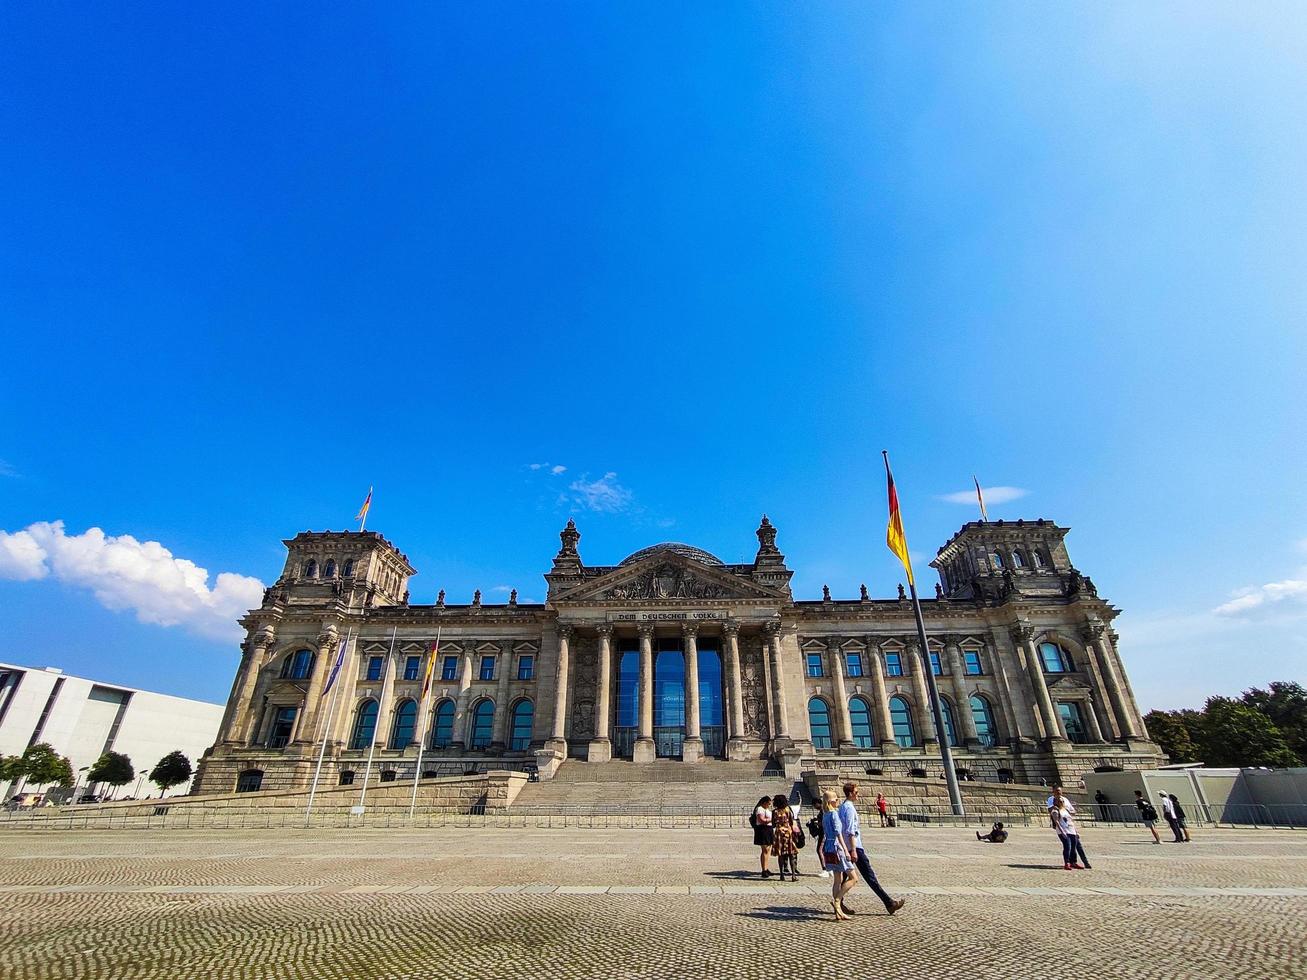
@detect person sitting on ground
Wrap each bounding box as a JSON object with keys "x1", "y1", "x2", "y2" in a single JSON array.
[{"x1": 976, "y1": 821, "x2": 1008, "y2": 843}]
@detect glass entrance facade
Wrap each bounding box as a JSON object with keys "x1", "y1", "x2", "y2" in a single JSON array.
[{"x1": 612, "y1": 635, "x2": 726, "y2": 759}]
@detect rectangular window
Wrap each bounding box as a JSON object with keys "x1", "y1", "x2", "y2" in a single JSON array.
[
  {"x1": 964, "y1": 651, "x2": 983, "y2": 675},
  {"x1": 885, "y1": 652, "x2": 903, "y2": 676},
  {"x1": 846, "y1": 653, "x2": 863, "y2": 678},
  {"x1": 479, "y1": 655, "x2": 496, "y2": 681},
  {"x1": 267, "y1": 706, "x2": 296, "y2": 748},
  {"x1": 366, "y1": 656, "x2": 383, "y2": 682},
  {"x1": 441, "y1": 656, "x2": 459, "y2": 681},
  {"x1": 517, "y1": 655, "x2": 534, "y2": 680},
  {"x1": 929, "y1": 652, "x2": 943, "y2": 676},
  {"x1": 403, "y1": 656, "x2": 420, "y2": 681},
  {"x1": 806, "y1": 652, "x2": 824, "y2": 678}
]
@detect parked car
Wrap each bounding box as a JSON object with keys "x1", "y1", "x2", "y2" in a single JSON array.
[{"x1": 5, "y1": 792, "x2": 45, "y2": 810}]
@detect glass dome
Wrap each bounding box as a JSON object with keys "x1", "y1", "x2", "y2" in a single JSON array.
[{"x1": 617, "y1": 542, "x2": 724, "y2": 566}]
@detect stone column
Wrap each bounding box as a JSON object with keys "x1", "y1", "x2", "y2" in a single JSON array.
[
  {"x1": 1083, "y1": 623, "x2": 1136, "y2": 739},
  {"x1": 681, "y1": 623, "x2": 704, "y2": 763},
  {"x1": 492, "y1": 643, "x2": 511, "y2": 750},
  {"x1": 296, "y1": 628, "x2": 337, "y2": 744},
  {"x1": 1013, "y1": 624, "x2": 1064, "y2": 743},
  {"x1": 227, "y1": 628, "x2": 275, "y2": 744},
  {"x1": 1082, "y1": 696, "x2": 1105, "y2": 743},
  {"x1": 945, "y1": 638, "x2": 980, "y2": 747},
  {"x1": 633, "y1": 625, "x2": 656, "y2": 763},
  {"x1": 724, "y1": 622, "x2": 748, "y2": 759},
  {"x1": 827, "y1": 637, "x2": 854, "y2": 752},
  {"x1": 764, "y1": 622, "x2": 790, "y2": 742},
  {"x1": 549, "y1": 626, "x2": 572, "y2": 744},
  {"x1": 867, "y1": 640, "x2": 897, "y2": 753},
  {"x1": 452, "y1": 642, "x2": 474, "y2": 749},
  {"x1": 375, "y1": 639, "x2": 399, "y2": 749},
  {"x1": 907, "y1": 641, "x2": 938, "y2": 747},
  {"x1": 588, "y1": 626, "x2": 614, "y2": 763}
]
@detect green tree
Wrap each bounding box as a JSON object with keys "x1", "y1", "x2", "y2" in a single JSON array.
[
  {"x1": 87, "y1": 751, "x2": 135, "y2": 791},
  {"x1": 1242, "y1": 681, "x2": 1307, "y2": 761},
  {"x1": 1142, "y1": 709, "x2": 1202, "y2": 764},
  {"x1": 19, "y1": 743, "x2": 74, "y2": 787},
  {"x1": 0, "y1": 755, "x2": 23, "y2": 781},
  {"x1": 149, "y1": 751, "x2": 193, "y2": 794},
  {"x1": 1196, "y1": 697, "x2": 1301, "y2": 768}
]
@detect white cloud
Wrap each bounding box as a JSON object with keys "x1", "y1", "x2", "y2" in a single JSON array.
[
  {"x1": 937, "y1": 485, "x2": 1029, "y2": 506},
  {"x1": 528, "y1": 462, "x2": 567, "y2": 475},
  {"x1": 1213, "y1": 578, "x2": 1307, "y2": 617},
  {"x1": 490, "y1": 585, "x2": 513, "y2": 593},
  {"x1": 0, "y1": 520, "x2": 264, "y2": 641},
  {"x1": 0, "y1": 459, "x2": 17, "y2": 478},
  {"x1": 567, "y1": 472, "x2": 634, "y2": 513}
]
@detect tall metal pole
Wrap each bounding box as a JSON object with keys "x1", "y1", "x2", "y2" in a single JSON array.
[
  {"x1": 409, "y1": 626, "x2": 441, "y2": 820},
  {"x1": 357, "y1": 626, "x2": 396, "y2": 813},
  {"x1": 907, "y1": 582, "x2": 965, "y2": 818},
  {"x1": 305, "y1": 628, "x2": 353, "y2": 826}
]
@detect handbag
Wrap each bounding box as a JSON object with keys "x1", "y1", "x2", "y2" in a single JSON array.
[{"x1": 795, "y1": 827, "x2": 806, "y2": 849}]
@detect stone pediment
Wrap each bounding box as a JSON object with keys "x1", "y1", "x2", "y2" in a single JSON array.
[
  {"x1": 552, "y1": 550, "x2": 786, "y2": 604},
  {"x1": 1047, "y1": 675, "x2": 1092, "y2": 692}
]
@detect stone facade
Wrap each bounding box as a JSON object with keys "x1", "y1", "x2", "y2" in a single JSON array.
[{"x1": 194, "y1": 516, "x2": 1161, "y2": 795}]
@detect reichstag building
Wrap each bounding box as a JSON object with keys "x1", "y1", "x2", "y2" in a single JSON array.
[{"x1": 195, "y1": 516, "x2": 1161, "y2": 794}]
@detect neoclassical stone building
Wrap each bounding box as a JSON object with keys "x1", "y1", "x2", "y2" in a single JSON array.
[{"x1": 194, "y1": 516, "x2": 1161, "y2": 794}]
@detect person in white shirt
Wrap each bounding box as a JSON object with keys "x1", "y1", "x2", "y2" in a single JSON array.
[
  {"x1": 837, "y1": 782, "x2": 905, "y2": 915},
  {"x1": 1049, "y1": 787, "x2": 1091, "y2": 870},
  {"x1": 1160, "y1": 792, "x2": 1184, "y2": 842}
]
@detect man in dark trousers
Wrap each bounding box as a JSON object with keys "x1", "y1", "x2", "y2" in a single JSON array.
[{"x1": 838, "y1": 782, "x2": 905, "y2": 916}]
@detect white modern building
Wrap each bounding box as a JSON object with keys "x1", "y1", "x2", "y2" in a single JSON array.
[{"x1": 0, "y1": 663, "x2": 224, "y2": 800}]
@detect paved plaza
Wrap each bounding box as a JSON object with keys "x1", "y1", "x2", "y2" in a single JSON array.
[{"x1": 1, "y1": 825, "x2": 1304, "y2": 979}]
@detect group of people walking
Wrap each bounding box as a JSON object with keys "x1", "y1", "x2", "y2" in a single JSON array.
[
  {"x1": 1133, "y1": 789, "x2": 1193, "y2": 843},
  {"x1": 751, "y1": 783, "x2": 904, "y2": 921}
]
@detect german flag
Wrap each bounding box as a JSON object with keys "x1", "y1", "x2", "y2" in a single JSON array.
[
  {"x1": 420, "y1": 635, "x2": 439, "y2": 701},
  {"x1": 883, "y1": 452, "x2": 914, "y2": 586},
  {"x1": 355, "y1": 486, "x2": 372, "y2": 529}
]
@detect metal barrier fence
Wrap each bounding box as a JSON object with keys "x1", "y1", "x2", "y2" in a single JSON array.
[{"x1": 1, "y1": 801, "x2": 1302, "y2": 833}]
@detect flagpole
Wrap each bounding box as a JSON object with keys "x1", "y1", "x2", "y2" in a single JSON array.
[
  {"x1": 357, "y1": 625, "x2": 396, "y2": 814},
  {"x1": 883, "y1": 451, "x2": 965, "y2": 819},
  {"x1": 409, "y1": 625, "x2": 442, "y2": 820},
  {"x1": 305, "y1": 628, "x2": 354, "y2": 827}
]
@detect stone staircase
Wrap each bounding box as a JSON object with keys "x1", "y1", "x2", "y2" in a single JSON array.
[{"x1": 510, "y1": 760, "x2": 803, "y2": 814}]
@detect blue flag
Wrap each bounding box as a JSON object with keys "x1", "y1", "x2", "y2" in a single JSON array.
[{"x1": 321, "y1": 635, "x2": 348, "y2": 696}]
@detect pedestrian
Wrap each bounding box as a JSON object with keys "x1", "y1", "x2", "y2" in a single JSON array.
[
  {"x1": 807, "y1": 804, "x2": 830, "y2": 878},
  {"x1": 1160, "y1": 792, "x2": 1184, "y2": 842},
  {"x1": 752, "y1": 796, "x2": 775, "y2": 877},
  {"x1": 1169, "y1": 794, "x2": 1192, "y2": 842},
  {"x1": 771, "y1": 794, "x2": 799, "y2": 882},
  {"x1": 1094, "y1": 789, "x2": 1109, "y2": 822},
  {"x1": 838, "y1": 782, "x2": 905, "y2": 915},
  {"x1": 976, "y1": 821, "x2": 1008, "y2": 843},
  {"x1": 876, "y1": 792, "x2": 890, "y2": 827},
  {"x1": 1134, "y1": 790, "x2": 1161, "y2": 844},
  {"x1": 1049, "y1": 786, "x2": 1091, "y2": 870},
  {"x1": 820, "y1": 789, "x2": 857, "y2": 921}
]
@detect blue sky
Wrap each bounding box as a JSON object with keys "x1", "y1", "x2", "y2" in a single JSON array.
[{"x1": 1, "y1": 4, "x2": 1304, "y2": 711}]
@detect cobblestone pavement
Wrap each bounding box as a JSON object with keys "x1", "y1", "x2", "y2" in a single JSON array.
[{"x1": 1, "y1": 826, "x2": 1304, "y2": 979}]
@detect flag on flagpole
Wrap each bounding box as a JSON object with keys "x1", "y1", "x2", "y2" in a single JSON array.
[
  {"x1": 883, "y1": 451, "x2": 915, "y2": 586},
  {"x1": 355, "y1": 486, "x2": 373, "y2": 530},
  {"x1": 973, "y1": 476, "x2": 989, "y2": 522},
  {"x1": 321, "y1": 635, "x2": 349, "y2": 697},
  {"x1": 420, "y1": 635, "x2": 439, "y2": 701}
]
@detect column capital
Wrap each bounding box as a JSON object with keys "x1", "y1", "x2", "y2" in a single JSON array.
[
  {"x1": 315, "y1": 627, "x2": 338, "y2": 648},
  {"x1": 636, "y1": 623, "x2": 656, "y2": 640},
  {"x1": 681, "y1": 622, "x2": 699, "y2": 639},
  {"x1": 1009, "y1": 623, "x2": 1035, "y2": 645},
  {"x1": 252, "y1": 626, "x2": 278, "y2": 650},
  {"x1": 825, "y1": 635, "x2": 844, "y2": 651},
  {"x1": 1080, "y1": 621, "x2": 1107, "y2": 643},
  {"x1": 939, "y1": 633, "x2": 964, "y2": 651},
  {"x1": 762, "y1": 620, "x2": 782, "y2": 639},
  {"x1": 722, "y1": 620, "x2": 741, "y2": 637},
  {"x1": 557, "y1": 624, "x2": 575, "y2": 641},
  {"x1": 595, "y1": 623, "x2": 614, "y2": 638}
]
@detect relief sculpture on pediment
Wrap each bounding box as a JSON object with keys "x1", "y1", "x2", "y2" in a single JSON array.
[{"x1": 602, "y1": 563, "x2": 732, "y2": 600}]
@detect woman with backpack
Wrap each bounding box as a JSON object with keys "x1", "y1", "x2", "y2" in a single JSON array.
[
  {"x1": 1134, "y1": 789, "x2": 1161, "y2": 844},
  {"x1": 751, "y1": 796, "x2": 774, "y2": 877}
]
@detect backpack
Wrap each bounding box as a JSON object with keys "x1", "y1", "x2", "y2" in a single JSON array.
[
  {"x1": 749, "y1": 809, "x2": 758, "y2": 829},
  {"x1": 1141, "y1": 804, "x2": 1158, "y2": 822},
  {"x1": 807, "y1": 815, "x2": 821, "y2": 837}
]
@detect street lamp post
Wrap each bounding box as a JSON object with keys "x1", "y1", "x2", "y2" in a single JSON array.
[
  {"x1": 133, "y1": 770, "x2": 148, "y2": 799},
  {"x1": 70, "y1": 766, "x2": 89, "y2": 806}
]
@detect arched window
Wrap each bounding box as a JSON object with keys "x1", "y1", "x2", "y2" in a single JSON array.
[
  {"x1": 849, "y1": 696, "x2": 875, "y2": 748},
  {"x1": 510, "y1": 700, "x2": 534, "y2": 751},
  {"x1": 940, "y1": 697, "x2": 959, "y2": 747},
  {"x1": 350, "y1": 699, "x2": 378, "y2": 750},
  {"x1": 889, "y1": 695, "x2": 915, "y2": 748},
  {"x1": 969, "y1": 694, "x2": 997, "y2": 748},
  {"x1": 304, "y1": 560, "x2": 318, "y2": 579},
  {"x1": 807, "y1": 697, "x2": 832, "y2": 749},
  {"x1": 1031, "y1": 549, "x2": 1045, "y2": 569},
  {"x1": 1011, "y1": 549, "x2": 1025, "y2": 569},
  {"x1": 235, "y1": 769, "x2": 263, "y2": 793},
  {"x1": 342, "y1": 559, "x2": 355, "y2": 577},
  {"x1": 470, "y1": 699, "x2": 494, "y2": 749},
  {"x1": 1038, "y1": 642, "x2": 1071, "y2": 673},
  {"x1": 390, "y1": 699, "x2": 417, "y2": 749},
  {"x1": 430, "y1": 700, "x2": 455, "y2": 749},
  {"x1": 990, "y1": 551, "x2": 1004, "y2": 571},
  {"x1": 323, "y1": 559, "x2": 336, "y2": 578},
  {"x1": 281, "y1": 649, "x2": 314, "y2": 680}
]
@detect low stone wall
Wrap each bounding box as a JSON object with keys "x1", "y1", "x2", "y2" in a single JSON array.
[{"x1": 802, "y1": 769, "x2": 1088, "y2": 819}]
